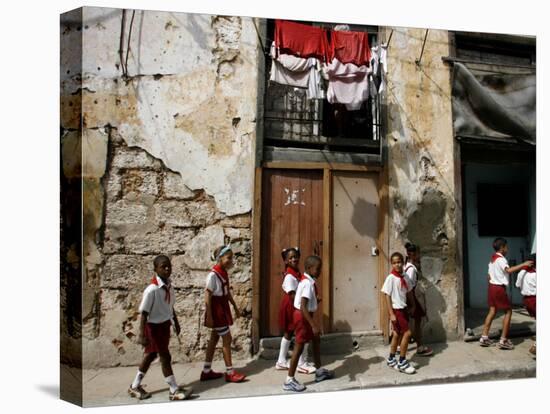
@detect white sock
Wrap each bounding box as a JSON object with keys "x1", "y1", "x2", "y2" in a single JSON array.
[
  {"x1": 286, "y1": 375, "x2": 294, "y2": 382},
  {"x1": 165, "y1": 375, "x2": 179, "y2": 393},
  {"x1": 278, "y1": 337, "x2": 291, "y2": 364},
  {"x1": 298, "y1": 343, "x2": 308, "y2": 366},
  {"x1": 500, "y1": 337, "x2": 507, "y2": 343},
  {"x1": 131, "y1": 370, "x2": 145, "y2": 389},
  {"x1": 202, "y1": 362, "x2": 211, "y2": 373},
  {"x1": 226, "y1": 366, "x2": 234, "y2": 374}
]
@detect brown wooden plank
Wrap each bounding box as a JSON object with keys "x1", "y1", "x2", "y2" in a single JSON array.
[
  {"x1": 377, "y1": 168, "x2": 390, "y2": 342},
  {"x1": 263, "y1": 161, "x2": 382, "y2": 172},
  {"x1": 322, "y1": 168, "x2": 332, "y2": 332},
  {"x1": 252, "y1": 167, "x2": 262, "y2": 352}
]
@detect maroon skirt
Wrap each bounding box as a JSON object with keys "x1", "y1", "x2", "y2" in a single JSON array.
[
  {"x1": 391, "y1": 308, "x2": 410, "y2": 335},
  {"x1": 523, "y1": 296, "x2": 536, "y2": 318},
  {"x1": 293, "y1": 309, "x2": 314, "y2": 344},
  {"x1": 205, "y1": 295, "x2": 233, "y2": 328},
  {"x1": 279, "y1": 293, "x2": 295, "y2": 333},
  {"x1": 144, "y1": 320, "x2": 171, "y2": 354},
  {"x1": 488, "y1": 284, "x2": 511, "y2": 310}
]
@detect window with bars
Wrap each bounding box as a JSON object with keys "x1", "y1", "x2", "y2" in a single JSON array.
[{"x1": 263, "y1": 20, "x2": 382, "y2": 155}]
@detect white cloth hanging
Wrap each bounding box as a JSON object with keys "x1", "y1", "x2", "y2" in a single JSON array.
[
  {"x1": 324, "y1": 58, "x2": 369, "y2": 110},
  {"x1": 269, "y1": 42, "x2": 325, "y2": 99}
]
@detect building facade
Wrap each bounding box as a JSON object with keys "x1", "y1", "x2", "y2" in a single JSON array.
[{"x1": 61, "y1": 7, "x2": 535, "y2": 369}]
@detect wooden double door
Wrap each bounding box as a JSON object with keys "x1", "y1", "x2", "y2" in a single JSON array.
[{"x1": 260, "y1": 168, "x2": 381, "y2": 337}]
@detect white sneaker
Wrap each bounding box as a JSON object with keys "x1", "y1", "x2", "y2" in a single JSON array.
[
  {"x1": 395, "y1": 359, "x2": 416, "y2": 374},
  {"x1": 297, "y1": 362, "x2": 316, "y2": 374},
  {"x1": 275, "y1": 360, "x2": 290, "y2": 370}
]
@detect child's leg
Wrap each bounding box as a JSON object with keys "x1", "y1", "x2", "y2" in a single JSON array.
[
  {"x1": 399, "y1": 330, "x2": 412, "y2": 359},
  {"x1": 413, "y1": 316, "x2": 423, "y2": 346},
  {"x1": 481, "y1": 306, "x2": 497, "y2": 337},
  {"x1": 203, "y1": 329, "x2": 220, "y2": 371},
  {"x1": 132, "y1": 352, "x2": 157, "y2": 389},
  {"x1": 221, "y1": 332, "x2": 234, "y2": 373},
  {"x1": 159, "y1": 351, "x2": 180, "y2": 393},
  {"x1": 277, "y1": 331, "x2": 292, "y2": 365},
  {"x1": 287, "y1": 342, "x2": 305, "y2": 378},
  {"x1": 501, "y1": 308, "x2": 512, "y2": 339},
  {"x1": 311, "y1": 335, "x2": 322, "y2": 369},
  {"x1": 390, "y1": 332, "x2": 400, "y2": 356}
]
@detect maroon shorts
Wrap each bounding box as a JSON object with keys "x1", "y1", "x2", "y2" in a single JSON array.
[
  {"x1": 144, "y1": 320, "x2": 171, "y2": 354},
  {"x1": 391, "y1": 308, "x2": 410, "y2": 335},
  {"x1": 279, "y1": 294, "x2": 295, "y2": 333},
  {"x1": 488, "y1": 284, "x2": 511, "y2": 310},
  {"x1": 293, "y1": 309, "x2": 314, "y2": 344},
  {"x1": 523, "y1": 296, "x2": 536, "y2": 318}
]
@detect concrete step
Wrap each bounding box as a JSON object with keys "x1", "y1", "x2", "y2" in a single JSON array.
[{"x1": 258, "y1": 330, "x2": 385, "y2": 359}]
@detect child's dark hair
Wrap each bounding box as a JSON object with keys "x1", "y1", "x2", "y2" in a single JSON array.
[
  {"x1": 390, "y1": 251, "x2": 404, "y2": 262},
  {"x1": 492, "y1": 237, "x2": 508, "y2": 252},
  {"x1": 405, "y1": 242, "x2": 418, "y2": 253},
  {"x1": 281, "y1": 247, "x2": 300, "y2": 261},
  {"x1": 153, "y1": 255, "x2": 170, "y2": 268},
  {"x1": 304, "y1": 255, "x2": 322, "y2": 270}
]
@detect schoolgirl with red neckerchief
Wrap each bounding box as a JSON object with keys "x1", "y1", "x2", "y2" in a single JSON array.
[
  {"x1": 404, "y1": 242, "x2": 433, "y2": 357},
  {"x1": 479, "y1": 237, "x2": 533, "y2": 349},
  {"x1": 515, "y1": 253, "x2": 537, "y2": 356},
  {"x1": 381, "y1": 252, "x2": 417, "y2": 374},
  {"x1": 200, "y1": 245, "x2": 246, "y2": 383},
  {"x1": 128, "y1": 255, "x2": 192, "y2": 401},
  {"x1": 275, "y1": 247, "x2": 316, "y2": 374}
]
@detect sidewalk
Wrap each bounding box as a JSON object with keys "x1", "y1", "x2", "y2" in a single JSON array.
[{"x1": 79, "y1": 337, "x2": 536, "y2": 407}]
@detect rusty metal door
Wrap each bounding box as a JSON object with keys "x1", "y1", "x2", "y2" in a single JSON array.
[
  {"x1": 331, "y1": 171, "x2": 380, "y2": 332},
  {"x1": 260, "y1": 169, "x2": 324, "y2": 337}
]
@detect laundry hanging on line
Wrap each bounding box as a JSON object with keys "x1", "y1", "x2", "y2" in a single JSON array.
[
  {"x1": 269, "y1": 42, "x2": 325, "y2": 99},
  {"x1": 274, "y1": 19, "x2": 329, "y2": 61},
  {"x1": 324, "y1": 58, "x2": 369, "y2": 110},
  {"x1": 329, "y1": 30, "x2": 371, "y2": 66}
]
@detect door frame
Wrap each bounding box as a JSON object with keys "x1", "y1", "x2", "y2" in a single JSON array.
[{"x1": 251, "y1": 161, "x2": 389, "y2": 351}]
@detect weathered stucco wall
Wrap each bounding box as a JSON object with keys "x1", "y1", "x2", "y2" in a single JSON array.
[
  {"x1": 60, "y1": 7, "x2": 261, "y2": 368},
  {"x1": 385, "y1": 27, "x2": 461, "y2": 341}
]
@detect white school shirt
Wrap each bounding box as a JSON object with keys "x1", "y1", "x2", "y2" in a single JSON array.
[
  {"x1": 282, "y1": 272, "x2": 300, "y2": 293},
  {"x1": 294, "y1": 273, "x2": 318, "y2": 312},
  {"x1": 488, "y1": 253, "x2": 510, "y2": 286},
  {"x1": 404, "y1": 262, "x2": 418, "y2": 288},
  {"x1": 138, "y1": 276, "x2": 175, "y2": 323},
  {"x1": 205, "y1": 270, "x2": 228, "y2": 297},
  {"x1": 381, "y1": 272, "x2": 412, "y2": 309},
  {"x1": 516, "y1": 269, "x2": 537, "y2": 296}
]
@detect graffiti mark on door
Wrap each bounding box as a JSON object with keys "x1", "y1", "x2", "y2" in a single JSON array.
[{"x1": 284, "y1": 188, "x2": 306, "y2": 206}]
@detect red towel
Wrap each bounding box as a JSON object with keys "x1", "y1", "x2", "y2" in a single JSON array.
[
  {"x1": 329, "y1": 30, "x2": 371, "y2": 66},
  {"x1": 274, "y1": 19, "x2": 329, "y2": 62}
]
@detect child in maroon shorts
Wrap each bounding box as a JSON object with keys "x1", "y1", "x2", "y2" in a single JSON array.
[
  {"x1": 275, "y1": 247, "x2": 315, "y2": 374},
  {"x1": 515, "y1": 254, "x2": 536, "y2": 356},
  {"x1": 382, "y1": 252, "x2": 417, "y2": 374},
  {"x1": 283, "y1": 256, "x2": 334, "y2": 392},
  {"x1": 480, "y1": 238, "x2": 533, "y2": 349},
  {"x1": 128, "y1": 255, "x2": 192, "y2": 401},
  {"x1": 404, "y1": 242, "x2": 433, "y2": 357},
  {"x1": 200, "y1": 245, "x2": 246, "y2": 383}
]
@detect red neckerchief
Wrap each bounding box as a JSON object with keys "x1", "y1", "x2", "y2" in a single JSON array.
[
  {"x1": 285, "y1": 266, "x2": 302, "y2": 281},
  {"x1": 300, "y1": 273, "x2": 318, "y2": 296},
  {"x1": 391, "y1": 269, "x2": 408, "y2": 290},
  {"x1": 212, "y1": 264, "x2": 229, "y2": 280},
  {"x1": 491, "y1": 253, "x2": 503, "y2": 263},
  {"x1": 151, "y1": 276, "x2": 171, "y2": 303},
  {"x1": 522, "y1": 265, "x2": 536, "y2": 273}
]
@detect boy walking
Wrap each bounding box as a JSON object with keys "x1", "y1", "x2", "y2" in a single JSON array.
[
  {"x1": 480, "y1": 238, "x2": 533, "y2": 349},
  {"x1": 283, "y1": 255, "x2": 334, "y2": 392},
  {"x1": 128, "y1": 255, "x2": 192, "y2": 401}
]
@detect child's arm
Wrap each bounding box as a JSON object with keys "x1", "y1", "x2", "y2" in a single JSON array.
[
  {"x1": 228, "y1": 291, "x2": 241, "y2": 318},
  {"x1": 138, "y1": 311, "x2": 149, "y2": 347},
  {"x1": 205, "y1": 289, "x2": 214, "y2": 328},
  {"x1": 505, "y1": 260, "x2": 534, "y2": 274},
  {"x1": 172, "y1": 308, "x2": 181, "y2": 335},
  {"x1": 301, "y1": 296, "x2": 320, "y2": 335},
  {"x1": 384, "y1": 294, "x2": 396, "y2": 321}
]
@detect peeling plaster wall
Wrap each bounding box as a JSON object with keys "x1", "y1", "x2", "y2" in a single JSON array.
[
  {"x1": 385, "y1": 27, "x2": 460, "y2": 341},
  {"x1": 60, "y1": 7, "x2": 261, "y2": 368}
]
